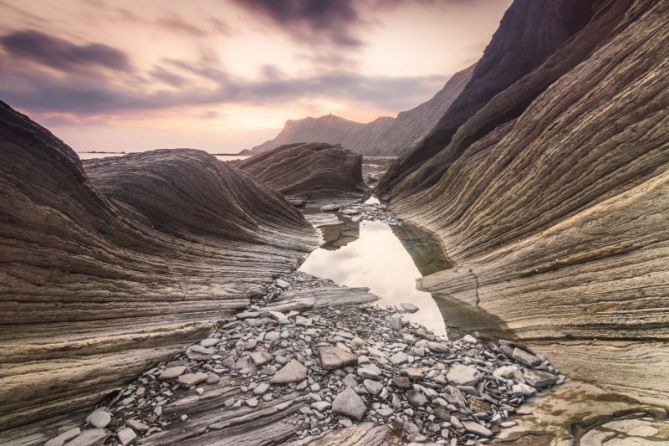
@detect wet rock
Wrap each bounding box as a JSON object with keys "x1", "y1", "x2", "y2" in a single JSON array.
[
  {"x1": 319, "y1": 346, "x2": 358, "y2": 370},
  {"x1": 271, "y1": 359, "x2": 308, "y2": 384},
  {"x1": 332, "y1": 387, "x2": 367, "y2": 421}
]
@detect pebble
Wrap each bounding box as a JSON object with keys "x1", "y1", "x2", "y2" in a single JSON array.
[
  {"x1": 85, "y1": 409, "x2": 111, "y2": 428},
  {"x1": 332, "y1": 387, "x2": 367, "y2": 421},
  {"x1": 117, "y1": 427, "x2": 137, "y2": 446},
  {"x1": 270, "y1": 359, "x2": 308, "y2": 384}
]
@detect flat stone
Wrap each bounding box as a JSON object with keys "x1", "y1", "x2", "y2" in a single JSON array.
[
  {"x1": 406, "y1": 389, "x2": 427, "y2": 407},
  {"x1": 400, "y1": 303, "x2": 419, "y2": 313},
  {"x1": 332, "y1": 387, "x2": 367, "y2": 421},
  {"x1": 462, "y1": 421, "x2": 493, "y2": 437},
  {"x1": 390, "y1": 351, "x2": 409, "y2": 365},
  {"x1": 357, "y1": 364, "x2": 382, "y2": 380},
  {"x1": 206, "y1": 373, "x2": 220, "y2": 384},
  {"x1": 512, "y1": 347, "x2": 542, "y2": 367},
  {"x1": 245, "y1": 397, "x2": 259, "y2": 407},
  {"x1": 186, "y1": 345, "x2": 215, "y2": 360},
  {"x1": 403, "y1": 367, "x2": 425, "y2": 380},
  {"x1": 126, "y1": 420, "x2": 149, "y2": 432},
  {"x1": 86, "y1": 410, "x2": 111, "y2": 428},
  {"x1": 512, "y1": 383, "x2": 536, "y2": 396},
  {"x1": 46, "y1": 428, "x2": 81, "y2": 446},
  {"x1": 254, "y1": 382, "x2": 270, "y2": 394},
  {"x1": 268, "y1": 310, "x2": 290, "y2": 324},
  {"x1": 178, "y1": 372, "x2": 208, "y2": 388},
  {"x1": 319, "y1": 346, "x2": 358, "y2": 370},
  {"x1": 250, "y1": 351, "x2": 273, "y2": 366},
  {"x1": 159, "y1": 366, "x2": 186, "y2": 380},
  {"x1": 116, "y1": 427, "x2": 136, "y2": 446},
  {"x1": 236, "y1": 311, "x2": 260, "y2": 319},
  {"x1": 523, "y1": 369, "x2": 558, "y2": 388},
  {"x1": 311, "y1": 401, "x2": 331, "y2": 412},
  {"x1": 493, "y1": 365, "x2": 520, "y2": 380},
  {"x1": 426, "y1": 341, "x2": 450, "y2": 353},
  {"x1": 199, "y1": 338, "x2": 219, "y2": 347},
  {"x1": 63, "y1": 429, "x2": 109, "y2": 446},
  {"x1": 320, "y1": 204, "x2": 340, "y2": 212},
  {"x1": 446, "y1": 364, "x2": 481, "y2": 386},
  {"x1": 363, "y1": 379, "x2": 383, "y2": 395},
  {"x1": 271, "y1": 359, "x2": 307, "y2": 384}
]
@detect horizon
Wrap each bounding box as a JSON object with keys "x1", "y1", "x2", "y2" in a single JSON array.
[{"x1": 0, "y1": 0, "x2": 510, "y2": 154}]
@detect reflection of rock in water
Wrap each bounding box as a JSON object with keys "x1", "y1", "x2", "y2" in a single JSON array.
[
  {"x1": 319, "y1": 220, "x2": 360, "y2": 250},
  {"x1": 391, "y1": 223, "x2": 453, "y2": 276},
  {"x1": 431, "y1": 292, "x2": 515, "y2": 341}
]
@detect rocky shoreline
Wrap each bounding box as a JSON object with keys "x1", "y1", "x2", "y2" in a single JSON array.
[{"x1": 48, "y1": 264, "x2": 563, "y2": 446}]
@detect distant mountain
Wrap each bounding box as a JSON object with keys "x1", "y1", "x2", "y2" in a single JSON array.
[{"x1": 243, "y1": 64, "x2": 475, "y2": 156}]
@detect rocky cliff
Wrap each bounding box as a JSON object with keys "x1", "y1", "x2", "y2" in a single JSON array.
[
  {"x1": 378, "y1": 0, "x2": 668, "y2": 403},
  {"x1": 237, "y1": 142, "x2": 369, "y2": 202},
  {"x1": 0, "y1": 102, "x2": 317, "y2": 439},
  {"x1": 244, "y1": 65, "x2": 474, "y2": 157}
]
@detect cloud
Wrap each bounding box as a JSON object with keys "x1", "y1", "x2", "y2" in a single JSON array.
[
  {"x1": 0, "y1": 56, "x2": 444, "y2": 116},
  {"x1": 0, "y1": 30, "x2": 132, "y2": 72},
  {"x1": 232, "y1": 0, "x2": 363, "y2": 48}
]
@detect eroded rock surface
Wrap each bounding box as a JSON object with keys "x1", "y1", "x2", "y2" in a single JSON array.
[
  {"x1": 238, "y1": 142, "x2": 369, "y2": 203},
  {"x1": 0, "y1": 102, "x2": 317, "y2": 442}
]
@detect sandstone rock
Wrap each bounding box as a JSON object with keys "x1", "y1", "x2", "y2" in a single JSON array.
[
  {"x1": 159, "y1": 366, "x2": 187, "y2": 380},
  {"x1": 271, "y1": 360, "x2": 308, "y2": 384},
  {"x1": 446, "y1": 364, "x2": 481, "y2": 386},
  {"x1": 178, "y1": 373, "x2": 208, "y2": 388},
  {"x1": 319, "y1": 346, "x2": 358, "y2": 370},
  {"x1": 63, "y1": 429, "x2": 108, "y2": 446},
  {"x1": 116, "y1": 427, "x2": 136, "y2": 446},
  {"x1": 523, "y1": 369, "x2": 559, "y2": 388},
  {"x1": 45, "y1": 428, "x2": 81, "y2": 446},
  {"x1": 332, "y1": 387, "x2": 367, "y2": 421}
]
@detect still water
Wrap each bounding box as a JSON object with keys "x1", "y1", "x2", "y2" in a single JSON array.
[{"x1": 299, "y1": 217, "x2": 451, "y2": 337}]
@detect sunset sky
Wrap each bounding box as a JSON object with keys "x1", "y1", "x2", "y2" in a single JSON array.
[{"x1": 0, "y1": 0, "x2": 511, "y2": 153}]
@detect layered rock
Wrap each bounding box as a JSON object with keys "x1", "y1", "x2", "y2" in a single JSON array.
[
  {"x1": 376, "y1": 0, "x2": 669, "y2": 403},
  {"x1": 0, "y1": 101, "x2": 317, "y2": 439},
  {"x1": 244, "y1": 64, "x2": 474, "y2": 157},
  {"x1": 237, "y1": 142, "x2": 369, "y2": 202}
]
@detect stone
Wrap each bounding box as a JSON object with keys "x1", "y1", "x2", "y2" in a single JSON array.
[
  {"x1": 493, "y1": 365, "x2": 520, "y2": 380},
  {"x1": 311, "y1": 401, "x2": 331, "y2": 412},
  {"x1": 357, "y1": 364, "x2": 382, "y2": 380},
  {"x1": 462, "y1": 421, "x2": 493, "y2": 437},
  {"x1": 343, "y1": 374, "x2": 358, "y2": 387},
  {"x1": 390, "y1": 351, "x2": 409, "y2": 365},
  {"x1": 434, "y1": 408, "x2": 451, "y2": 421},
  {"x1": 332, "y1": 387, "x2": 367, "y2": 421},
  {"x1": 392, "y1": 376, "x2": 412, "y2": 389},
  {"x1": 117, "y1": 427, "x2": 136, "y2": 446},
  {"x1": 271, "y1": 360, "x2": 308, "y2": 384},
  {"x1": 320, "y1": 204, "x2": 340, "y2": 212},
  {"x1": 159, "y1": 366, "x2": 186, "y2": 380},
  {"x1": 236, "y1": 311, "x2": 260, "y2": 319},
  {"x1": 126, "y1": 420, "x2": 149, "y2": 432},
  {"x1": 319, "y1": 346, "x2": 358, "y2": 370},
  {"x1": 186, "y1": 345, "x2": 216, "y2": 360},
  {"x1": 45, "y1": 428, "x2": 81, "y2": 446},
  {"x1": 512, "y1": 347, "x2": 542, "y2": 367},
  {"x1": 63, "y1": 429, "x2": 109, "y2": 446},
  {"x1": 462, "y1": 335, "x2": 478, "y2": 344},
  {"x1": 178, "y1": 372, "x2": 208, "y2": 388},
  {"x1": 406, "y1": 389, "x2": 427, "y2": 407},
  {"x1": 377, "y1": 405, "x2": 394, "y2": 417},
  {"x1": 523, "y1": 369, "x2": 558, "y2": 388},
  {"x1": 206, "y1": 373, "x2": 220, "y2": 384},
  {"x1": 403, "y1": 367, "x2": 424, "y2": 380},
  {"x1": 275, "y1": 279, "x2": 290, "y2": 289},
  {"x1": 254, "y1": 382, "x2": 270, "y2": 394},
  {"x1": 426, "y1": 342, "x2": 449, "y2": 353},
  {"x1": 86, "y1": 410, "x2": 111, "y2": 428},
  {"x1": 199, "y1": 338, "x2": 219, "y2": 347},
  {"x1": 268, "y1": 310, "x2": 290, "y2": 324},
  {"x1": 363, "y1": 379, "x2": 383, "y2": 395},
  {"x1": 245, "y1": 398, "x2": 259, "y2": 407},
  {"x1": 389, "y1": 314, "x2": 403, "y2": 330},
  {"x1": 446, "y1": 364, "x2": 481, "y2": 386},
  {"x1": 400, "y1": 303, "x2": 419, "y2": 313},
  {"x1": 512, "y1": 383, "x2": 537, "y2": 396},
  {"x1": 250, "y1": 351, "x2": 273, "y2": 366}
]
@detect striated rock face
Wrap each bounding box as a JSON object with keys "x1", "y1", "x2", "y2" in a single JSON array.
[
  {"x1": 237, "y1": 142, "x2": 369, "y2": 201},
  {"x1": 378, "y1": 0, "x2": 668, "y2": 401},
  {"x1": 0, "y1": 101, "x2": 317, "y2": 436},
  {"x1": 244, "y1": 64, "x2": 474, "y2": 157}
]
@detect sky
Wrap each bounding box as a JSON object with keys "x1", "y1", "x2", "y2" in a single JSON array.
[{"x1": 0, "y1": 0, "x2": 511, "y2": 153}]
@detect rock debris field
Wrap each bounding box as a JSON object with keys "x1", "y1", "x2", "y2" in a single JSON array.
[{"x1": 50, "y1": 269, "x2": 564, "y2": 446}]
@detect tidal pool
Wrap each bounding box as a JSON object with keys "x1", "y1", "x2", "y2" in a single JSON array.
[{"x1": 299, "y1": 218, "x2": 450, "y2": 337}]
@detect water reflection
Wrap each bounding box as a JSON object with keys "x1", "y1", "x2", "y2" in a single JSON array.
[
  {"x1": 319, "y1": 220, "x2": 360, "y2": 250},
  {"x1": 300, "y1": 220, "x2": 448, "y2": 336}
]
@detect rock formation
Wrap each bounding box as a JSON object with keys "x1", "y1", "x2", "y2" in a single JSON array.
[
  {"x1": 244, "y1": 65, "x2": 474, "y2": 157},
  {"x1": 376, "y1": 0, "x2": 668, "y2": 405},
  {"x1": 237, "y1": 142, "x2": 369, "y2": 202},
  {"x1": 0, "y1": 101, "x2": 317, "y2": 440}
]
